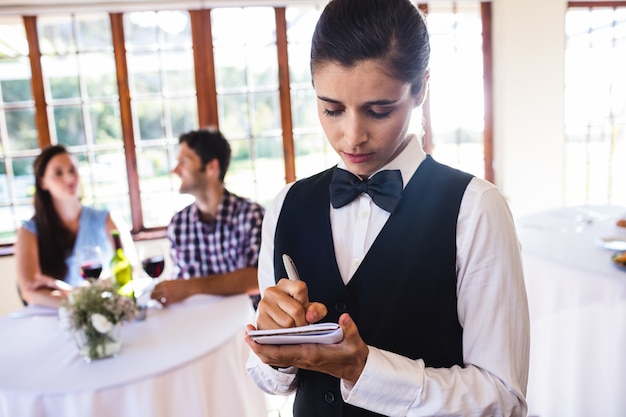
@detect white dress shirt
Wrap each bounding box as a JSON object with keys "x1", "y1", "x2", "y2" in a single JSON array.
[{"x1": 247, "y1": 136, "x2": 530, "y2": 417}]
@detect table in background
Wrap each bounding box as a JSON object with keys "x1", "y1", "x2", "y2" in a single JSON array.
[
  {"x1": 0, "y1": 294, "x2": 267, "y2": 417},
  {"x1": 517, "y1": 205, "x2": 626, "y2": 417}
]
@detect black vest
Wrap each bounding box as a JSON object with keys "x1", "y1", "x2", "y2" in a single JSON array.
[{"x1": 274, "y1": 156, "x2": 473, "y2": 417}]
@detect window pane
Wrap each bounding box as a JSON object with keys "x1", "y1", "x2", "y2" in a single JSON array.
[
  {"x1": 226, "y1": 138, "x2": 286, "y2": 208},
  {"x1": 53, "y1": 105, "x2": 86, "y2": 146},
  {"x1": 214, "y1": 47, "x2": 247, "y2": 89},
  {"x1": 163, "y1": 51, "x2": 195, "y2": 94},
  {"x1": 125, "y1": 10, "x2": 196, "y2": 229},
  {"x1": 0, "y1": 17, "x2": 34, "y2": 243},
  {"x1": 424, "y1": 2, "x2": 485, "y2": 177},
  {"x1": 565, "y1": 6, "x2": 626, "y2": 206},
  {"x1": 81, "y1": 53, "x2": 117, "y2": 98},
  {"x1": 6, "y1": 108, "x2": 37, "y2": 151},
  {"x1": 218, "y1": 93, "x2": 250, "y2": 138},
  {"x1": 128, "y1": 52, "x2": 162, "y2": 94},
  {"x1": 75, "y1": 14, "x2": 113, "y2": 51},
  {"x1": 286, "y1": 7, "x2": 320, "y2": 84},
  {"x1": 168, "y1": 97, "x2": 198, "y2": 137},
  {"x1": 212, "y1": 7, "x2": 282, "y2": 205},
  {"x1": 38, "y1": 15, "x2": 76, "y2": 55},
  {"x1": 11, "y1": 157, "x2": 35, "y2": 200},
  {"x1": 287, "y1": 6, "x2": 331, "y2": 180},
  {"x1": 44, "y1": 55, "x2": 80, "y2": 99},
  {"x1": 89, "y1": 102, "x2": 122, "y2": 145},
  {"x1": 78, "y1": 150, "x2": 129, "y2": 207},
  {"x1": 135, "y1": 99, "x2": 165, "y2": 140},
  {"x1": 125, "y1": 11, "x2": 191, "y2": 51},
  {"x1": 252, "y1": 91, "x2": 281, "y2": 136},
  {"x1": 137, "y1": 147, "x2": 187, "y2": 227},
  {"x1": 1, "y1": 56, "x2": 32, "y2": 103}
]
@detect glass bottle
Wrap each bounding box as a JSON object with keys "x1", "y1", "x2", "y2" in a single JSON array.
[{"x1": 110, "y1": 230, "x2": 134, "y2": 300}]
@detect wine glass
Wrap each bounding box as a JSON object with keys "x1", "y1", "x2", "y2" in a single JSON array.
[
  {"x1": 76, "y1": 245, "x2": 103, "y2": 282},
  {"x1": 137, "y1": 244, "x2": 167, "y2": 309},
  {"x1": 140, "y1": 245, "x2": 166, "y2": 281}
]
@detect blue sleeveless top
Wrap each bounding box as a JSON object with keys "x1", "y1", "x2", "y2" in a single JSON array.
[{"x1": 23, "y1": 206, "x2": 113, "y2": 287}]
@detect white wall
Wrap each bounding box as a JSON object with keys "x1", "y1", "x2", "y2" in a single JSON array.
[
  {"x1": 492, "y1": 0, "x2": 567, "y2": 217},
  {"x1": 0, "y1": 255, "x2": 23, "y2": 316}
]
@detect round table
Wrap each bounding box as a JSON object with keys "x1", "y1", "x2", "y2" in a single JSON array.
[
  {"x1": 517, "y1": 205, "x2": 626, "y2": 417},
  {"x1": 0, "y1": 293, "x2": 268, "y2": 417}
]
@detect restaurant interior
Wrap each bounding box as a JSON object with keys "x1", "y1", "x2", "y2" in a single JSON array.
[{"x1": 0, "y1": 1, "x2": 624, "y2": 416}]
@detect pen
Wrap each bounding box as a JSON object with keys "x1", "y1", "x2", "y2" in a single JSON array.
[{"x1": 282, "y1": 254, "x2": 301, "y2": 281}]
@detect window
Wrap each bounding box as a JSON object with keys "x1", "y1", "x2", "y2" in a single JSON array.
[
  {"x1": 212, "y1": 7, "x2": 286, "y2": 207},
  {"x1": 0, "y1": 2, "x2": 493, "y2": 245},
  {"x1": 124, "y1": 11, "x2": 198, "y2": 227},
  {"x1": 36, "y1": 13, "x2": 131, "y2": 222},
  {"x1": 565, "y1": 4, "x2": 626, "y2": 206},
  {"x1": 0, "y1": 17, "x2": 36, "y2": 243},
  {"x1": 286, "y1": 6, "x2": 336, "y2": 180},
  {"x1": 421, "y1": 2, "x2": 487, "y2": 178}
]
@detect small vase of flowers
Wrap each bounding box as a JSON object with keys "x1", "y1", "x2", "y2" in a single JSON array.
[{"x1": 61, "y1": 280, "x2": 136, "y2": 362}]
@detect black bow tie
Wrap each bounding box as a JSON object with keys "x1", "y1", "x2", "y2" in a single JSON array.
[{"x1": 329, "y1": 168, "x2": 403, "y2": 213}]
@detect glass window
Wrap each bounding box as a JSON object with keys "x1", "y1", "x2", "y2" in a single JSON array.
[
  {"x1": 420, "y1": 2, "x2": 485, "y2": 177},
  {"x1": 37, "y1": 13, "x2": 131, "y2": 225},
  {"x1": 564, "y1": 6, "x2": 626, "y2": 206},
  {"x1": 124, "y1": 10, "x2": 198, "y2": 228},
  {"x1": 286, "y1": 6, "x2": 335, "y2": 180},
  {"x1": 0, "y1": 17, "x2": 36, "y2": 243},
  {"x1": 212, "y1": 7, "x2": 284, "y2": 207}
]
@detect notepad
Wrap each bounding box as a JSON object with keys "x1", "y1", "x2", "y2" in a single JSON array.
[{"x1": 248, "y1": 322, "x2": 343, "y2": 345}]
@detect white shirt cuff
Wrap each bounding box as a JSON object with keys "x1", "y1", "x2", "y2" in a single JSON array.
[{"x1": 341, "y1": 346, "x2": 424, "y2": 416}]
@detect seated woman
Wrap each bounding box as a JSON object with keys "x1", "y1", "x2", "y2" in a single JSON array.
[{"x1": 15, "y1": 145, "x2": 125, "y2": 307}]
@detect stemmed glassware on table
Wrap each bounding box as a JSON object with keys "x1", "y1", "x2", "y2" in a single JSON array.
[
  {"x1": 76, "y1": 245, "x2": 103, "y2": 283},
  {"x1": 137, "y1": 245, "x2": 167, "y2": 309},
  {"x1": 141, "y1": 248, "x2": 166, "y2": 281}
]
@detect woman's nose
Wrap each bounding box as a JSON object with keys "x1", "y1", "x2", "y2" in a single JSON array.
[{"x1": 343, "y1": 113, "x2": 367, "y2": 148}]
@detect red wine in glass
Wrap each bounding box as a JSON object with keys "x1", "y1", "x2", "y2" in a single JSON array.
[
  {"x1": 142, "y1": 256, "x2": 165, "y2": 279},
  {"x1": 81, "y1": 262, "x2": 103, "y2": 280}
]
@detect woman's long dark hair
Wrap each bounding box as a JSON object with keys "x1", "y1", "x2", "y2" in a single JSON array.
[{"x1": 33, "y1": 145, "x2": 77, "y2": 280}]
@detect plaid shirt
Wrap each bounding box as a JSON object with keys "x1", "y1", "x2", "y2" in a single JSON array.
[{"x1": 167, "y1": 190, "x2": 264, "y2": 279}]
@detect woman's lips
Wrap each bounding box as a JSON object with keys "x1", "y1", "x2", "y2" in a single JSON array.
[{"x1": 343, "y1": 152, "x2": 373, "y2": 164}]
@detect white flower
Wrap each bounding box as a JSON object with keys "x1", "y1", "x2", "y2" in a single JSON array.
[{"x1": 91, "y1": 313, "x2": 113, "y2": 334}]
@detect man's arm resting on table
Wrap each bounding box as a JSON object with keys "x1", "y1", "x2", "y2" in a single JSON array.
[{"x1": 151, "y1": 267, "x2": 259, "y2": 305}]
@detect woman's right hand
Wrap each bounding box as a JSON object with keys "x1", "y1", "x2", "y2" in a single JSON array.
[
  {"x1": 255, "y1": 278, "x2": 328, "y2": 330},
  {"x1": 28, "y1": 273, "x2": 73, "y2": 296}
]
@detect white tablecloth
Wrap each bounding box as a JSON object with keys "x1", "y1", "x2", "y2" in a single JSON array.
[
  {"x1": 517, "y1": 205, "x2": 626, "y2": 417},
  {"x1": 0, "y1": 294, "x2": 267, "y2": 417}
]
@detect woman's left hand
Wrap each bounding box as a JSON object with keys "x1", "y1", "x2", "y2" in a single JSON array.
[{"x1": 246, "y1": 312, "x2": 370, "y2": 385}]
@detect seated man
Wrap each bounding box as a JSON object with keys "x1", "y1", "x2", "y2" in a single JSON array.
[{"x1": 151, "y1": 128, "x2": 264, "y2": 308}]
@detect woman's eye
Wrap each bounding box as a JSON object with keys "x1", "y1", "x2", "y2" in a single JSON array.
[
  {"x1": 369, "y1": 110, "x2": 392, "y2": 120},
  {"x1": 323, "y1": 108, "x2": 342, "y2": 117}
]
